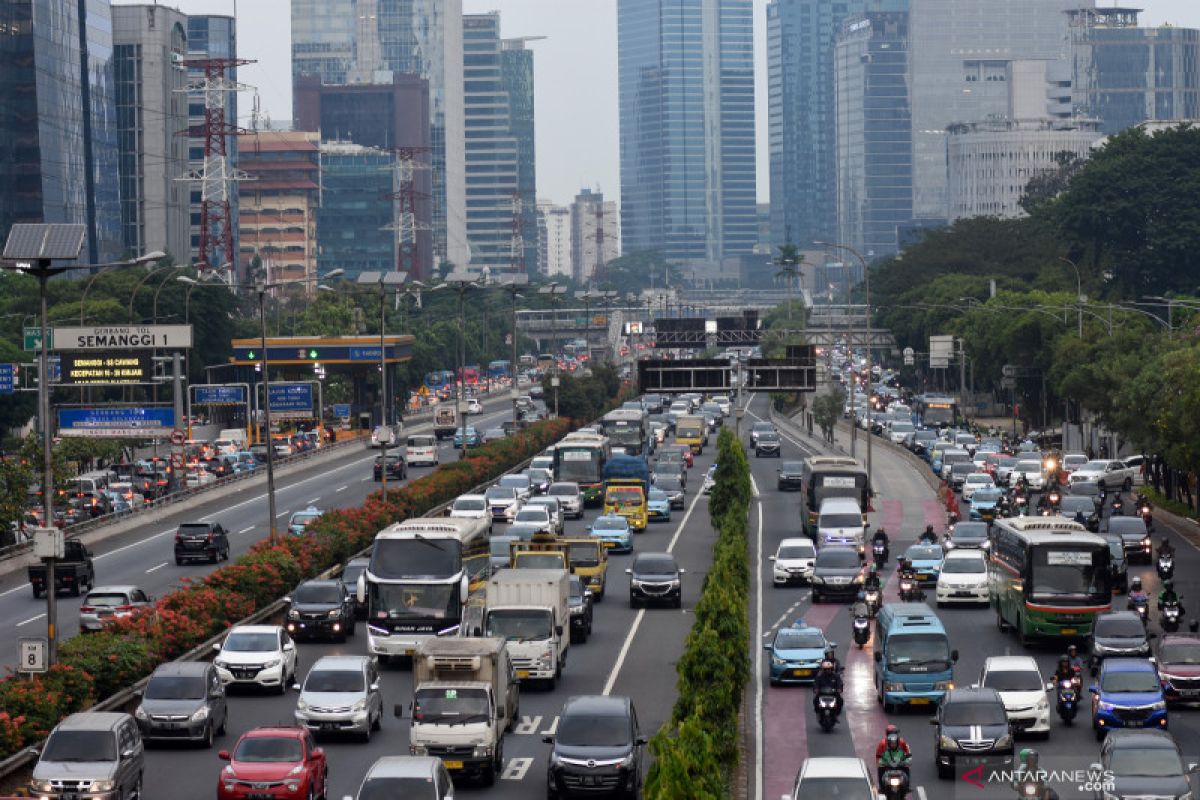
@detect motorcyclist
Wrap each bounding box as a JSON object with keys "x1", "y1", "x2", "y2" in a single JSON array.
[
  {"x1": 864, "y1": 564, "x2": 882, "y2": 593},
  {"x1": 1159, "y1": 536, "x2": 1176, "y2": 561},
  {"x1": 812, "y1": 659, "x2": 844, "y2": 716},
  {"x1": 1052, "y1": 655, "x2": 1077, "y2": 685},
  {"x1": 823, "y1": 644, "x2": 842, "y2": 675},
  {"x1": 918, "y1": 524, "x2": 938, "y2": 544},
  {"x1": 872, "y1": 527, "x2": 890, "y2": 547},
  {"x1": 1159, "y1": 579, "x2": 1183, "y2": 613},
  {"x1": 1066, "y1": 644, "x2": 1086, "y2": 674},
  {"x1": 1073, "y1": 510, "x2": 1087, "y2": 528},
  {"x1": 850, "y1": 592, "x2": 871, "y2": 621},
  {"x1": 875, "y1": 724, "x2": 912, "y2": 785},
  {"x1": 1128, "y1": 577, "x2": 1149, "y2": 612}
]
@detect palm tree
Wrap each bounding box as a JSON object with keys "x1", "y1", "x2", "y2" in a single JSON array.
[{"x1": 773, "y1": 234, "x2": 804, "y2": 324}]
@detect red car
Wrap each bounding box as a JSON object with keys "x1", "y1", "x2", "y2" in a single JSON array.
[
  {"x1": 218, "y1": 727, "x2": 327, "y2": 800},
  {"x1": 669, "y1": 444, "x2": 694, "y2": 468},
  {"x1": 1157, "y1": 634, "x2": 1200, "y2": 706}
]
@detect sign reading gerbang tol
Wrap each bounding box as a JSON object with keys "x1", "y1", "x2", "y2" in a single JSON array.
[{"x1": 53, "y1": 325, "x2": 193, "y2": 350}]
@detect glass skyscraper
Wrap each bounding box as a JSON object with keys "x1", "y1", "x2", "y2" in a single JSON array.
[
  {"x1": 617, "y1": 0, "x2": 756, "y2": 263},
  {"x1": 503, "y1": 38, "x2": 538, "y2": 275},
  {"x1": 317, "y1": 142, "x2": 397, "y2": 280},
  {"x1": 0, "y1": 0, "x2": 121, "y2": 264}
]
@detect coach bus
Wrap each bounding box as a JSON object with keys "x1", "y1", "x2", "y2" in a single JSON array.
[{"x1": 801, "y1": 456, "x2": 870, "y2": 536}]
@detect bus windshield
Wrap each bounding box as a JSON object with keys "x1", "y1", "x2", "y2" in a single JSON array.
[
  {"x1": 557, "y1": 449, "x2": 602, "y2": 483},
  {"x1": 368, "y1": 583, "x2": 456, "y2": 620},
  {"x1": 370, "y1": 539, "x2": 461, "y2": 580},
  {"x1": 1030, "y1": 547, "x2": 1108, "y2": 602}
]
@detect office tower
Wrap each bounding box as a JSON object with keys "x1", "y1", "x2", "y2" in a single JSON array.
[
  {"x1": 1069, "y1": 7, "x2": 1200, "y2": 135},
  {"x1": 291, "y1": 0, "x2": 467, "y2": 268},
  {"x1": 571, "y1": 188, "x2": 621, "y2": 284},
  {"x1": 908, "y1": 0, "x2": 1090, "y2": 222},
  {"x1": 834, "y1": 12, "x2": 912, "y2": 257},
  {"x1": 317, "y1": 141, "x2": 398, "y2": 281},
  {"x1": 537, "y1": 200, "x2": 571, "y2": 278},
  {"x1": 503, "y1": 37, "x2": 538, "y2": 275},
  {"x1": 113, "y1": 4, "x2": 191, "y2": 265},
  {"x1": 0, "y1": 0, "x2": 121, "y2": 264},
  {"x1": 618, "y1": 0, "x2": 756, "y2": 264}
]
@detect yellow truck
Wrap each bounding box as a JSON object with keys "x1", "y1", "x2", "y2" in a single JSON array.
[
  {"x1": 510, "y1": 537, "x2": 608, "y2": 599},
  {"x1": 603, "y1": 479, "x2": 648, "y2": 531},
  {"x1": 674, "y1": 414, "x2": 706, "y2": 454}
]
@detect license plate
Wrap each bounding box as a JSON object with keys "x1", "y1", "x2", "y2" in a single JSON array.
[
  {"x1": 954, "y1": 592, "x2": 974, "y2": 598},
  {"x1": 404, "y1": 649, "x2": 414, "y2": 656},
  {"x1": 792, "y1": 669, "x2": 812, "y2": 677},
  {"x1": 444, "y1": 760, "x2": 464, "y2": 770},
  {"x1": 321, "y1": 723, "x2": 337, "y2": 732},
  {"x1": 1180, "y1": 689, "x2": 1200, "y2": 698},
  {"x1": 909, "y1": 698, "x2": 931, "y2": 705},
  {"x1": 62, "y1": 795, "x2": 79, "y2": 800},
  {"x1": 1060, "y1": 628, "x2": 1077, "y2": 635},
  {"x1": 516, "y1": 670, "x2": 530, "y2": 679}
]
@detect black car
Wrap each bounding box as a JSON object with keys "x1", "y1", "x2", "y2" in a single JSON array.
[
  {"x1": 776, "y1": 460, "x2": 804, "y2": 491},
  {"x1": 1090, "y1": 611, "x2": 1151, "y2": 671},
  {"x1": 1068, "y1": 480, "x2": 1104, "y2": 510},
  {"x1": 626, "y1": 552, "x2": 685, "y2": 608},
  {"x1": 755, "y1": 431, "x2": 782, "y2": 457},
  {"x1": 652, "y1": 474, "x2": 686, "y2": 509},
  {"x1": 1059, "y1": 495, "x2": 1100, "y2": 531},
  {"x1": 545, "y1": 695, "x2": 645, "y2": 799},
  {"x1": 1099, "y1": 730, "x2": 1193, "y2": 800},
  {"x1": 1102, "y1": 516, "x2": 1152, "y2": 564},
  {"x1": 285, "y1": 579, "x2": 356, "y2": 642},
  {"x1": 568, "y1": 574, "x2": 594, "y2": 644},
  {"x1": 373, "y1": 452, "x2": 407, "y2": 481},
  {"x1": 810, "y1": 546, "x2": 865, "y2": 603},
  {"x1": 945, "y1": 521, "x2": 989, "y2": 550},
  {"x1": 341, "y1": 557, "x2": 370, "y2": 619},
  {"x1": 173, "y1": 521, "x2": 230, "y2": 565},
  {"x1": 1102, "y1": 533, "x2": 1129, "y2": 594},
  {"x1": 932, "y1": 687, "x2": 1014, "y2": 779}
]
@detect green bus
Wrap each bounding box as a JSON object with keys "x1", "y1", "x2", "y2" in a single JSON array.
[{"x1": 989, "y1": 517, "x2": 1111, "y2": 645}]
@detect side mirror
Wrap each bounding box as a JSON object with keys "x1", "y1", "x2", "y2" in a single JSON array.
[
  {"x1": 394, "y1": 703, "x2": 406, "y2": 718},
  {"x1": 312, "y1": 747, "x2": 324, "y2": 759},
  {"x1": 768, "y1": 555, "x2": 776, "y2": 562},
  {"x1": 555, "y1": 625, "x2": 563, "y2": 637},
  {"x1": 218, "y1": 750, "x2": 231, "y2": 761},
  {"x1": 625, "y1": 568, "x2": 632, "y2": 575},
  {"x1": 763, "y1": 643, "x2": 773, "y2": 651},
  {"x1": 133, "y1": 689, "x2": 143, "y2": 698},
  {"x1": 370, "y1": 682, "x2": 380, "y2": 692},
  {"x1": 874, "y1": 652, "x2": 882, "y2": 663},
  {"x1": 282, "y1": 596, "x2": 291, "y2": 604},
  {"x1": 1046, "y1": 681, "x2": 1055, "y2": 691},
  {"x1": 542, "y1": 735, "x2": 554, "y2": 744},
  {"x1": 928, "y1": 718, "x2": 939, "y2": 726},
  {"x1": 212, "y1": 642, "x2": 222, "y2": 652},
  {"x1": 283, "y1": 642, "x2": 296, "y2": 652},
  {"x1": 636, "y1": 736, "x2": 648, "y2": 746},
  {"x1": 951, "y1": 650, "x2": 959, "y2": 663},
  {"x1": 291, "y1": 683, "x2": 302, "y2": 692},
  {"x1": 679, "y1": 568, "x2": 686, "y2": 574},
  {"x1": 1089, "y1": 686, "x2": 1098, "y2": 694}
]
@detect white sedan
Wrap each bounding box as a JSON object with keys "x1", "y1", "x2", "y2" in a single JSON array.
[
  {"x1": 934, "y1": 549, "x2": 989, "y2": 606},
  {"x1": 960, "y1": 472, "x2": 996, "y2": 500},
  {"x1": 978, "y1": 655, "x2": 1051, "y2": 735}
]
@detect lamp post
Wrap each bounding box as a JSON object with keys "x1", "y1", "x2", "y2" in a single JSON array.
[
  {"x1": 432, "y1": 272, "x2": 480, "y2": 459},
  {"x1": 816, "y1": 240, "x2": 872, "y2": 489},
  {"x1": 1058, "y1": 257, "x2": 1084, "y2": 339},
  {"x1": 128, "y1": 263, "x2": 182, "y2": 323},
  {"x1": 539, "y1": 283, "x2": 567, "y2": 418},
  {"x1": 356, "y1": 271, "x2": 411, "y2": 500},
  {"x1": 496, "y1": 274, "x2": 530, "y2": 430}
]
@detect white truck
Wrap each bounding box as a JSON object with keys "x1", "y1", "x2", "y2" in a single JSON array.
[
  {"x1": 402, "y1": 636, "x2": 519, "y2": 786},
  {"x1": 481, "y1": 569, "x2": 570, "y2": 689},
  {"x1": 434, "y1": 406, "x2": 458, "y2": 440}
]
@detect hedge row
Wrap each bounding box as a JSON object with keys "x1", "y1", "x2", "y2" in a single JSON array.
[
  {"x1": 0, "y1": 416, "x2": 576, "y2": 760},
  {"x1": 645, "y1": 426, "x2": 753, "y2": 799}
]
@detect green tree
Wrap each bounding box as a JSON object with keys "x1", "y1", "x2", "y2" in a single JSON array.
[{"x1": 811, "y1": 386, "x2": 845, "y2": 442}]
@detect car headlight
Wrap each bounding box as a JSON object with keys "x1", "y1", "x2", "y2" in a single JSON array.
[
  {"x1": 284, "y1": 781, "x2": 300, "y2": 793},
  {"x1": 884, "y1": 681, "x2": 905, "y2": 692},
  {"x1": 934, "y1": 681, "x2": 953, "y2": 691},
  {"x1": 190, "y1": 706, "x2": 210, "y2": 721},
  {"x1": 87, "y1": 780, "x2": 116, "y2": 792},
  {"x1": 263, "y1": 658, "x2": 282, "y2": 669},
  {"x1": 1092, "y1": 642, "x2": 1107, "y2": 654},
  {"x1": 1175, "y1": 791, "x2": 1192, "y2": 800},
  {"x1": 1097, "y1": 701, "x2": 1115, "y2": 712},
  {"x1": 327, "y1": 609, "x2": 341, "y2": 619},
  {"x1": 473, "y1": 744, "x2": 493, "y2": 758},
  {"x1": 995, "y1": 733, "x2": 1013, "y2": 749},
  {"x1": 1151, "y1": 700, "x2": 1167, "y2": 711},
  {"x1": 296, "y1": 697, "x2": 308, "y2": 711},
  {"x1": 287, "y1": 608, "x2": 300, "y2": 619},
  {"x1": 352, "y1": 698, "x2": 368, "y2": 712},
  {"x1": 771, "y1": 656, "x2": 786, "y2": 667},
  {"x1": 31, "y1": 779, "x2": 53, "y2": 792},
  {"x1": 939, "y1": 734, "x2": 959, "y2": 751},
  {"x1": 213, "y1": 658, "x2": 229, "y2": 669},
  {"x1": 810, "y1": 576, "x2": 825, "y2": 585}
]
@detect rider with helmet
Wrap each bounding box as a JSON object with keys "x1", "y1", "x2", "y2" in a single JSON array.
[
  {"x1": 1128, "y1": 577, "x2": 1149, "y2": 611},
  {"x1": 864, "y1": 564, "x2": 882, "y2": 593},
  {"x1": 918, "y1": 524, "x2": 938, "y2": 544},
  {"x1": 875, "y1": 724, "x2": 913, "y2": 785},
  {"x1": 1159, "y1": 579, "x2": 1184, "y2": 613},
  {"x1": 811, "y1": 659, "x2": 844, "y2": 716}
]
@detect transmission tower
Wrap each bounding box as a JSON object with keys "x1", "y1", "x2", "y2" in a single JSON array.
[{"x1": 383, "y1": 147, "x2": 433, "y2": 279}]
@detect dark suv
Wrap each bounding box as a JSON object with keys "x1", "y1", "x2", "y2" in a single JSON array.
[
  {"x1": 285, "y1": 580, "x2": 356, "y2": 642},
  {"x1": 931, "y1": 687, "x2": 1013, "y2": 779},
  {"x1": 568, "y1": 574, "x2": 594, "y2": 644},
  {"x1": 173, "y1": 522, "x2": 230, "y2": 565},
  {"x1": 626, "y1": 552, "x2": 685, "y2": 608},
  {"x1": 545, "y1": 695, "x2": 645, "y2": 799}
]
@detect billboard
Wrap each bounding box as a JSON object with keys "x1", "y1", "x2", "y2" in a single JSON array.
[
  {"x1": 58, "y1": 407, "x2": 175, "y2": 438},
  {"x1": 58, "y1": 353, "x2": 152, "y2": 385},
  {"x1": 929, "y1": 335, "x2": 955, "y2": 369},
  {"x1": 268, "y1": 383, "x2": 315, "y2": 419},
  {"x1": 193, "y1": 385, "x2": 247, "y2": 405}
]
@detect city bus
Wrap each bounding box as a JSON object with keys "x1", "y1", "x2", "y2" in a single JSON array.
[
  {"x1": 915, "y1": 394, "x2": 959, "y2": 428},
  {"x1": 359, "y1": 516, "x2": 490, "y2": 663},
  {"x1": 552, "y1": 433, "x2": 611, "y2": 506},
  {"x1": 989, "y1": 516, "x2": 1112, "y2": 644},
  {"x1": 537, "y1": 353, "x2": 555, "y2": 372},
  {"x1": 801, "y1": 456, "x2": 870, "y2": 535},
  {"x1": 602, "y1": 408, "x2": 648, "y2": 456}
]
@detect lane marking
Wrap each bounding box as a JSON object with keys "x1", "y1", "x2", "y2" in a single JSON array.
[
  {"x1": 94, "y1": 529, "x2": 177, "y2": 562},
  {"x1": 501, "y1": 758, "x2": 532, "y2": 781},
  {"x1": 917, "y1": 787, "x2": 928, "y2": 800},
  {"x1": 238, "y1": 526, "x2": 254, "y2": 535},
  {"x1": 0, "y1": 585, "x2": 29, "y2": 599},
  {"x1": 336, "y1": 486, "x2": 348, "y2": 493},
  {"x1": 513, "y1": 716, "x2": 543, "y2": 735},
  {"x1": 17, "y1": 613, "x2": 46, "y2": 627},
  {"x1": 144, "y1": 561, "x2": 168, "y2": 574},
  {"x1": 275, "y1": 510, "x2": 291, "y2": 519},
  {"x1": 306, "y1": 498, "x2": 319, "y2": 505},
  {"x1": 754, "y1": 487, "x2": 765, "y2": 800}
]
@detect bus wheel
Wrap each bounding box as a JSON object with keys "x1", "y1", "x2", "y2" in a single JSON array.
[{"x1": 995, "y1": 611, "x2": 1008, "y2": 633}]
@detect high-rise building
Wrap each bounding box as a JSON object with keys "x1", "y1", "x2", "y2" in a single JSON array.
[
  {"x1": 185, "y1": 15, "x2": 238, "y2": 271},
  {"x1": 290, "y1": 0, "x2": 467, "y2": 268},
  {"x1": 536, "y1": 200, "x2": 571, "y2": 278},
  {"x1": 571, "y1": 188, "x2": 620, "y2": 284},
  {"x1": 294, "y1": 74, "x2": 433, "y2": 278},
  {"x1": 0, "y1": 0, "x2": 121, "y2": 264},
  {"x1": 617, "y1": 0, "x2": 756, "y2": 264},
  {"x1": 908, "y1": 0, "x2": 1090, "y2": 222},
  {"x1": 237, "y1": 131, "x2": 320, "y2": 291},
  {"x1": 1069, "y1": 8, "x2": 1200, "y2": 135},
  {"x1": 503, "y1": 37, "x2": 538, "y2": 275},
  {"x1": 317, "y1": 141, "x2": 398, "y2": 281},
  {"x1": 767, "y1": 0, "x2": 905, "y2": 255},
  {"x1": 113, "y1": 5, "x2": 191, "y2": 265},
  {"x1": 834, "y1": 11, "x2": 912, "y2": 258}
]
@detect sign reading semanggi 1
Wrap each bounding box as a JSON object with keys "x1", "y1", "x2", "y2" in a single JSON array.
[{"x1": 52, "y1": 325, "x2": 193, "y2": 350}]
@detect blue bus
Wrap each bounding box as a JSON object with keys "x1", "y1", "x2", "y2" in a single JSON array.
[
  {"x1": 487, "y1": 360, "x2": 512, "y2": 380},
  {"x1": 874, "y1": 602, "x2": 958, "y2": 712}
]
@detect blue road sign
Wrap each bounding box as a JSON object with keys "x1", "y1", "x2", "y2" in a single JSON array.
[
  {"x1": 58, "y1": 407, "x2": 175, "y2": 438},
  {"x1": 333, "y1": 403, "x2": 351, "y2": 418},
  {"x1": 268, "y1": 383, "x2": 314, "y2": 416},
  {"x1": 0, "y1": 364, "x2": 14, "y2": 395},
  {"x1": 194, "y1": 385, "x2": 246, "y2": 405}
]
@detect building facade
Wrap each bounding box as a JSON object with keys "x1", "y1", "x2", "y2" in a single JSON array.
[
  {"x1": 834, "y1": 12, "x2": 912, "y2": 258},
  {"x1": 570, "y1": 188, "x2": 620, "y2": 284},
  {"x1": 290, "y1": 0, "x2": 467, "y2": 268},
  {"x1": 1069, "y1": 8, "x2": 1200, "y2": 135},
  {"x1": 503, "y1": 38, "x2": 538, "y2": 275},
  {"x1": 0, "y1": 0, "x2": 121, "y2": 264},
  {"x1": 317, "y1": 141, "x2": 397, "y2": 281},
  {"x1": 237, "y1": 130, "x2": 320, "y2": 290},
  {"x1": 617, "y1": 0, "x2": 756, "y2": 264},
  {"x1": 294, "y1": 74, "x2": 433, "y2": 279},
  {"x1": 536, "y1": 200, "x2": 571, "y2": 278},
  {"x1": 113, "y1": 4, "x2": 190, "y2": 265}
]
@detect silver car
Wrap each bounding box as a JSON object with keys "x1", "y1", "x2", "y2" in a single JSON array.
[
  {"x1": 548, "y1": 482, "x2": 584, "y2": 519},
  {"x1": 30, "y1": 713, "x2": 144, "y2": 800},
  {"x1": 294, "y1": 655, "x2": 383, "y2": 741},
  {"x1": 134, "y1": 661, "x2": 227, "y2": 746},
  {"x1": 80, "y1": 585, "x2": 154, "y2": 632},
  {"x1": 349, "y1": 756, "x2": 455, "y2": 800}
]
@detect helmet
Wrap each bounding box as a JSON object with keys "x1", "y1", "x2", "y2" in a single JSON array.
[
  {"x1": 857, "y1": 591, "x2": 866, "y2": 601},
  {"x1": 886, "y1": 732, "x2": 899, "y2": 750},
  {"x1": 924, "y1": 524, "x2": 934, "y2": 533},
  {"x1": 1164, "y1": 580, "x2": 1174, "y2": 592},
  {"x1": 1067, "y1": 644, "x2": 1078, "y2": 654},
  {"x1": 820, "y1": 660, "x2": 833, "y2": 672},
  {"x1": 885, "y1": 723, "x2": 898, "y2": 735},
  {"x1": 1058, "y1": 655, "x2": 1070, "y2": 666},
  {"x1": 868, "y1": 564, "x2": 878, "y2": 575},
  {"x1": 1131, "y1": 576, "x2": 1143, "y2": 590}
]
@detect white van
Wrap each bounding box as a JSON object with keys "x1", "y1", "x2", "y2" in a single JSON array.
[
  {"x1": 73, "y1": 471, "x2": 114, "y2": 496},
  {"x1": 405, "y1": 434, "x2": 439, "y2": 467},
  {"x1": 816, "y1": 497, "x2": 867, "y2": 553},
  {"x1": 217, "y1": 428, "x2": 247, "y2": 453}
]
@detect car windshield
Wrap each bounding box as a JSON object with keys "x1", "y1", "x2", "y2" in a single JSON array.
[
  {"x1": 568, "y1": 543, "x2": 600, "y2": 566},
  {"x1": 817, "y1": 549, "x2": 860, "y2": 569},
  {"x1": 1081, "y1": 461, "x2": 1109, "y2": 471},
  {"x1": 967, "y1": 475, "x2": 992, "y2": 484},
  {"x1": 556, "y1": 714, "x2": 631, "y2": 748},
  {"x1": 42, "y1": 731, "x2": 116, "y2": 762},
  {"x1": 778, "y1": 545, "x2": 814, "y2": 560},
  {"x1": 293, "y1": 584, "x2": 343, "y2": 604},
  {"x1": 634, "y1": 556, "x2": 677, "y2": 574},
  {"x1": 485, "y1": 609, "x2": 552, "y2": 641},
  {"x1": 1160, "y1": 642, "x2": 1200, "y2": 664},
  {"x1": 1017, "y1": 461, "x2": 1042, "y2": 472},
  {"x1": 942, "y1": 702, "x2": 1007, "y2": 726},
  {"x1": 941, "y1": 557, "x2": 985, "y2": 574},
  {"x1": 144, "y1": 675, "x2": 206, "y2": 700},
  {"x1": 655, "y1": 476, "x2": 682, "y2": 491},
  {"x1": 1097, "y1": 618, "x2": 1147, "y2": 638},
  {"x1": 887, "y1": 633, "x2": 952, "y2": 672},
  {"x1": 549, "y1": 485, "x2": 578, "y2": 498},
  {"x1": 500, "y1": 476, "x2": 530, "y2": 490},
  {"x1": 1060, "y1": 498, "x2": 1093, "y2": 514},
  {"x1": 454, "y1": 498, "x2": 486, "y2": 511},
  {"x1": 358, "y1": 778, "x2": 438, "y2": 800},
  {"x1": 759, "y1": 433, "x2": 780, "y2": 442},
  {"x1": 984, "y1": 670, "x2": 1043, "y2": 692},
  {"x1": 342, "y1": 564, "x2": 367, "y2": 585},
  {"x1": 1108, "y1": 746, "x2": 1183, "y2": 777},
  {"x1": 1102, "y1": 669, "x2": 1160, "y2": 693},
  {"x1": 648, "y1": 489, "x2": 668, "y2": 503},
  {"x1": 291, "y1": 512, "x2": 319, "y2": 525},
  {"x1": 233, "y1": 737, "x2": 302, "y2": 763},
  {"x1": 775, "y1": 630, "x2": 825, "y2": 650},
  {"x1": 973, "y1": 488, "x2": 1004, "y2": 502},
  {"x1": 593, "y1": 518, "x2": 627, "y2": 532},
  {"x1": 1071, "y1": 483, "x2": 1101, "y2": 497},
  {"x1": 794, "y1": 777, "x2": 875, "y2": 800},
  {"x1": 820, "y1": 513, "x2": 862, "y2": 529},
  {"x1": 413, "y1": 686, "x2": 489, "y2": 723},
  {"x1": 1107, "y1": 518, "x2": 1146, "y2": 535},
  {"x1": 953, "y1": 523, "x2": 988, "y2": 540},
  {"x1": 305, "y1": 669, "x2": 364, "y2": 693},
  {"x1": 780, "y1": 461, "x2": 804, "y2": 473},
  {"x1": 485, "y1": 487, "x2": 516, "y2": 502},
  {"x1": 528, "y1": 469, "x2": 552, "y2": 482},
  {"x1": 84, "y1": 592, "x2": 130, "y2": 607},
  {"x1": 223, "y1": 632, "x2": 278, "y2": 652},
  {"x1": 752, "y1": 424, "x2": 773, "y2": 434},
  {"x1": 490, "y1": 539, "x2": 516, "y2": 556},
  {"x1": 906, "y1": 545, "x2": 942, "y2": 561},
  {"x1": 515, "y1": 509, "x2": 548, "y2": 522},
  {"x1": 998, "y1": 457, "x2": 1018, "y2": 467}
]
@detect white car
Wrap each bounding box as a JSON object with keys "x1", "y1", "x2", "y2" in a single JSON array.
[
  {"x1": 484, "y1": 486, "x2": 521, "y2": 523},
  {"x1": 450, "y1": 494, "x2": 489, "y2": 522},
  {"x1": 960, "y1": 472, "x2": 996, "y2": 500},
  {"x1": 783, "y1": 757, "x2": 875, "y2": 800},
  {"x1": 1061, "y1": 453, "x2": 1088, "y2": 476},
  {"x1": 888, "y1": 421, "x2": 915, "y2": 445},
  {"x1": 513, "y1": 506, "x2": 553, "y2": 536},
  {"x1": 548, "y1": 482, "x2": 584, "y2": 519},
  {"x1": 711, "y1": 395, "x2": 731, "y2": 416},
  {"x1": 525, "y1": 496, "x2": 564, "y2": 534},
  {"x1": 466, "y1": 398, "x2": 484, "y2": 414},
  {"x1": 497, "y1": 473, "x2": 533, "y2": 503},
  {"x1": 1011, "y1": 458, "x2": 1046, "y2": 490},
  {"x1": 978, "y1": 655, "x2": 1051, "y2": 734},
  {"x1": 184, "y1": 469, "x2": 216, "y2": 489},
  {"x1": 935, "y1": 549, "x2": 989, "y2": 605},
  {"x1": 405, "y1": 434, "x2": 439, "y2": 466},
  {"x1": 212, "y1": 625, "x2": 298, "y2": 692},
  {"x1": 1069, "y1": 459, "x2": 1136, "y2": 490},
  {"x1": 769, "y1": 538, "x2": 816, "y2": 586}
]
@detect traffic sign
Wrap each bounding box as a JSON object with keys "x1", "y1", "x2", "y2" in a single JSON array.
[
  {"x1": 170, "y1": 429, "x2": 186, "y2": 445},
  {"x1": 52, "y1": 324, "x2": 193, "y2": 350},
  {"x1": 170, "y1": 452, "x2": 185, "y2": 470},
  {"x1": 23, "y1": 326, "x2": 50, "y2": 352},
  {"x1": 0, "y1": 363, "x2": 14, "y2": 394},
  {"x1": 58, "y1": 406, "x2": 175, "y2": 438},
  {"x1": 194, "y1": 385, "x2": 246, "y2": 405},
  {"x1": 18, "y1": 638, "x2": 47, "y2": 674}
]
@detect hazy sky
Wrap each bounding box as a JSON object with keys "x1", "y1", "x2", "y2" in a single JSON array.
[{"x1": 136, "y1": 0, "x2": 1200, "y2": 206}]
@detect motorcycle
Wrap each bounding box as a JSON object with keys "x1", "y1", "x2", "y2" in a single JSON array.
[
  {"x1": 1139, "y1": 501, "x2": 1154, "y2": 530},
  {"x1": 1046, "y1": 489, "x2": 1062, "y2": 508},
  {"x1": 864, "y1": 588, "x2": 881, "y2": 617},
  {"x1": 872, "y1": 540, "x2": 888, "y2": 570},
  {"x1": 852, "y1": 614, "x2": 870, "y2": 648},
  {"x1": 816, "y1": 691, "x2": 841, "y2": 732},
  {"x1": 1110, "y1": 494, "x2": 1125, "y2": 516},
  {"x1": 898, "y1": 575, "x2": 921, "y2": 602},
  {"x1": 1162, "y1": 600, "x2": 1182, "y2": 633},
  {"x1": 1056, "y1": 670, "x2": 1080, "y2": 724},
  {"x1": 1130, "y1": 594, "x2": 1150, "y2": 624},
  {"x1": 879, "y1": 764, "x2": 912, "y2": 800},
  {"x1": 1158, "y1": 552, "x2": 1175, "y2": 581}
]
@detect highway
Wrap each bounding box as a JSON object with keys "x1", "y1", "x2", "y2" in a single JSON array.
[
  {"x1": 0, "y1": 400, "x2": 517, "y2": 667},
  {"x1": 135, "y1": 398, "x2": 733, "y2": 800}
]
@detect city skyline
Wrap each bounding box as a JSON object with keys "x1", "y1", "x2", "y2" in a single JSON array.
[{"x1": 114, "y1": 0, "x2": 1200, "y2": 213}]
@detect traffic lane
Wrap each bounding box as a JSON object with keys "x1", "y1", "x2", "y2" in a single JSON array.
[{"x1": 141, "y1": 448, "x2": 717, "y2": 799}]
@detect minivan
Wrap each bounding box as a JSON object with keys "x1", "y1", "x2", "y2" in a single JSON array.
[
  {"x1": 31, "y1": 712, "x2": 144, "y2": 800},
  {"x1": 816, "y1": 497, "x2": 866, "y2": 553},
  {"x1": 405, "y1": 434, "x2": 439, "y2": 467},
  {"x1": 544, "y1": 695, "x2": 645, "y2": 799},
  {"x1": 874, "y1": 602, "x2": 958, "y2": 712}
]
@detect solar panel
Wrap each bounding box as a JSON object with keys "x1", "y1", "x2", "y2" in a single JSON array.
[
  {"x1": 355, "y1": 271, "x2": 383, "y2": 284},
  {"x1": 381, "y1": 271, "x2": 408, "y2": 286},
  {"x1": 498, "y1": 274, "x2": 530, "y2": 287},
  {"x1": 2, "y1": 224, "x2": 86, "y2": 260}
]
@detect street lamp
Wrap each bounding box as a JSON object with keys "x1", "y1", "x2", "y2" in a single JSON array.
[
  {"x1": 495, "y1": 274, "x2": 530, "y2": 430},
  {"x1": 431, "y1": 272, "x2": 480, "y2": 459},
  {"x1": 79, "y1": 250, "x2": 165, "y2": 324},
  {"x1": 129, "y1": 263, "x2": 183, "y2": 323},
  {"x1": 356, "y1": 271, "x2": 411, "y2": 501},
  {"x1": 539, "y1": 283, "x2": 568, "y2": 418},
  {"x1": 1058, "y1": 257, "x2": 1084, "y2": 338}
]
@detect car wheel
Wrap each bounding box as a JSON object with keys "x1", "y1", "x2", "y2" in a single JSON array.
[
  {"x1": 218, "y1": 710, "x2": 227, "y2": 735},
  {"x1": 1094, "y1": 727, "x2": 1105, "y2": 742},
  {"x1": 130, "y1": 775, "x2": 143, "y2": 800},
  {"x1": 202, "y1": 722, "x2": 214, "y2": 749},
  {"x1": 673, "y1": 595, "x2": 682, "y2": 609},
  {"x1": 346, "y1": 618, "x2": 356, "y2": 637},
  {"x1": 630, "y1": 594, "x2": 639, "y2": 609},
  {"x1": 209, "y1": 549, "x2": 219, "y2": 564},
  {"x1": 1123, "y1": 478, "x2": 1131, "y2": 492},
  {"x1": 175, "y1": 557, "x2": 184, "y2": 566},
  {"x1": 937, "y1": 758, "x2": 953, "y2": 780},
  {"x1": 31, "y1": 586, "x2": 41, "y2": 599}
]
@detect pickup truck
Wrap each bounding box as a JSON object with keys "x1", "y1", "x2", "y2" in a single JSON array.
[
  {"x1": 29, "y1": 538, "x2": 95, "y2": 598},
  {"x1": 1068, "y1": 459, "x2": 1138, "y2": 491}
]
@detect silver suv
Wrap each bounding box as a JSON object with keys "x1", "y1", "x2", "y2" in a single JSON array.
[
  {"x1": 31, "y1": 712, "x2": 144, "y2": 800},
  {"x1": 294, "y1": 655, "x2": 383, "y2": 742},
  {"x1": 80, "y1": 585, "x2": 154, "y2": 633},
  {"x1": 134, "y1": 661, "x2": 227, "y2": 747}
]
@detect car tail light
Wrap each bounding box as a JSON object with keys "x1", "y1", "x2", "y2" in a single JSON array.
[
  {"x1": 114, "y1": 605, "x2": 133, "y2": 613},
  {"x1": 80, "y1": 606, "x2": 95, "y2": 613}
]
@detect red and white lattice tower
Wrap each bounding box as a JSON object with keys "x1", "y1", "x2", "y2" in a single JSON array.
[{"x1": 387, "y1": 147, "x2": 432, "y2": 278}]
